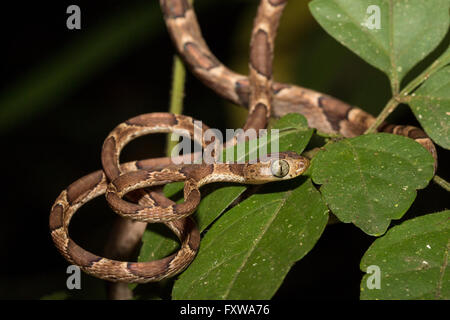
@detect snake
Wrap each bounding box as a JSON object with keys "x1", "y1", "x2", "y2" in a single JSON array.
[
  {"x1": 50, "y1": 0, "x2": 301, "y2": 284},
  {"x1": 50, "y1": 0, "x2": 438, "y2": 287},
  {"x1": 160, "y1": 0, "x2": 437, "y2": 162},
  {"x1": 50, "y1": 157, "x2": 200, "y2": 282},
  {"x1": 50, "y1": 113, "x2": 309, "y2": 282}
]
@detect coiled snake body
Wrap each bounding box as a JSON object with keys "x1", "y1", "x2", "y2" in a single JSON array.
[
  {"x1": 50, "y1": 0, "x2": 437, "y2": 286},
  {"x1": 50, "y1": 113, "x2": 309, "y2": 282}
]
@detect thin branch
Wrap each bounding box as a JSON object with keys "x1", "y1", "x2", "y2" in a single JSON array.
[
  {"x1": 433, "y1": 175, "x2": 450, "y2": 192},
  {"x1": 166, "y1": 55, "x2": 187, "y2": 157},
  {"x1": 401, "y1": 51, "x2": 450, "y2": 96},
  {"x1": 364, "y1": 44, "x2": 449, "y2": 135},
  {"x1": 364, "y1": 97, "x2": 400, "y2": 134}
]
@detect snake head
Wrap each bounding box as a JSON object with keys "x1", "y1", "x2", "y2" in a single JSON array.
[{"x1": 244, "y1": 151, "x2": 310, "y2": 183}]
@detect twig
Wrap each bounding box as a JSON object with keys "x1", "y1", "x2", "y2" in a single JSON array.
[
  {"x1": 166, "y1": 55, "x2": 187, "y2": 156},
  {"x1": 365, "y1": 50, "x2": 448, "y2": 135},
  {"x1": 433, "y1": 175, "x2": 450, "y2": 192},
  {"x1": 364, "y1": 97, "x2": 400, "y2": 134},
  {"x1": 401, "y1": 53, "x2": 449, "y2": 96}
]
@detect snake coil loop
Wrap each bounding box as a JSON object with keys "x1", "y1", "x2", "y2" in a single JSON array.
[{"x1": 50, "y1": 0, "x2": 437, "y2": 286}]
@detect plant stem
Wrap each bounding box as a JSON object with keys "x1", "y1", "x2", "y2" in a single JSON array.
[
  {"x1": 169, "y1": 55, "x2": 186, "y2": 115},
  {"x1": 433, "y1": 175, "x2": 450, "y2": 192},
  {"x1": 402, "y1": 49, "x2": 450, "y2": 96},
  {"x1": 302, "y1": 147, "x2": 321, "y2": 160},
  {"x1": 166, "y1": 55, "x2": 187, "y2": 157},
  {"x1": 364, "y1": 97, "x2": 400, "y2": 134},
  {"x1": 364, "y1": 46, "x2": 449, "y2": 135}
]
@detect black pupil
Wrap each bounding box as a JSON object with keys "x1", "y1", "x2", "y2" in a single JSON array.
[{"x1": 272, "y1": 160, "x2": 288, "y2": 177}]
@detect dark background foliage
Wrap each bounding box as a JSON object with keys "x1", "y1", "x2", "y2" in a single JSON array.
[{"x1": 0, "y1": 0, "x2": 447, "y2": 299}]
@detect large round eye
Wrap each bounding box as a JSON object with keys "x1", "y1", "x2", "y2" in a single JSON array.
[{"x1": 271, "y1": 159, "x2": 290, "y2": 178}]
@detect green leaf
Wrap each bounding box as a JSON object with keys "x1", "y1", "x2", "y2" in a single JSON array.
[
  {"x1": 440, "y1": 45, "x2": 450, "y2": 64},
  {"x1": 271, "y1": 113, "x2": 315, "y2": 152},
  {"x1": 172, "y1": 178, "x2": 329, "y2": 299},
  {"x1": 220, "y1": 113, "x2": 314, "y2": 163},
  {"x1": 309, "y1": 0, "x2": 450, "y2": 93},
  {"x1": 138, "y1": 224, "x2": 179, "y2": 264},
  {"x1": 311, "y1": 133, "x2": 435, "y2": 236},
  {"x1": 197, "y1": 113, "x2": 313, "y2": 232},
  {"x1": 429, "y1": 44, "x2": 450, "y2": 76},
  {"x1": 409, "y1": 66, "x2": 450, "y2": 149},
  {"x1": 132, "y1": 185, "x2": 248, "y2": 294},
  {"x1": 360, "y1": 210, "x2": 450, "y2": 300},
  {"x1": 194, "y1": 185, "x2": 247, "y2": 231}
]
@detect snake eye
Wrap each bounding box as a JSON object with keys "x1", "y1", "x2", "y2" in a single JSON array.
[{"x1": 271, "y1": 159, "x2": 290, "y2": 178}]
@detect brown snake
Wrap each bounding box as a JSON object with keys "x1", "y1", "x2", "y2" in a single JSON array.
[
  {"x1": 161, "y1": 0, "x2": 437, "y2": 160},
  {"x1": 50, "y1": 113, "x2": 308, "y2": 282},
  {"x1": 50, "y1": 0, "x2": 438, "y2": 288},
  {"x1": 50, "y1": 0, "x2": 300, "y2": 284}
]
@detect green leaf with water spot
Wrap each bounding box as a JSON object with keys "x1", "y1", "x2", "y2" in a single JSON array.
[
  {"x1": 409, "y1": 65, "x2": 450, "y2": 150},
  {"x1": 360, "y1": 210, "x2": 450, "y2": 300},
  {"x1": 309, "y1": 0, "x2": 450, "y2": 92},
  {"x1": 172, "y1": 178, "x2": 329, "y2": 299},
  {"x1": 311, "y1": 133, "x2": 435, "y2": 236}
]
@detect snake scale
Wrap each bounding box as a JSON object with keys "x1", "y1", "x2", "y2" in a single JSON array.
[{"x1": 50, "y1": 0, "x2": 438, "y2": 287}]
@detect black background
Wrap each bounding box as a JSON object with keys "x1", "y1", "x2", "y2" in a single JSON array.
[{"x1": 0, "y1": 0, "x2": 448, "y2": 299}]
